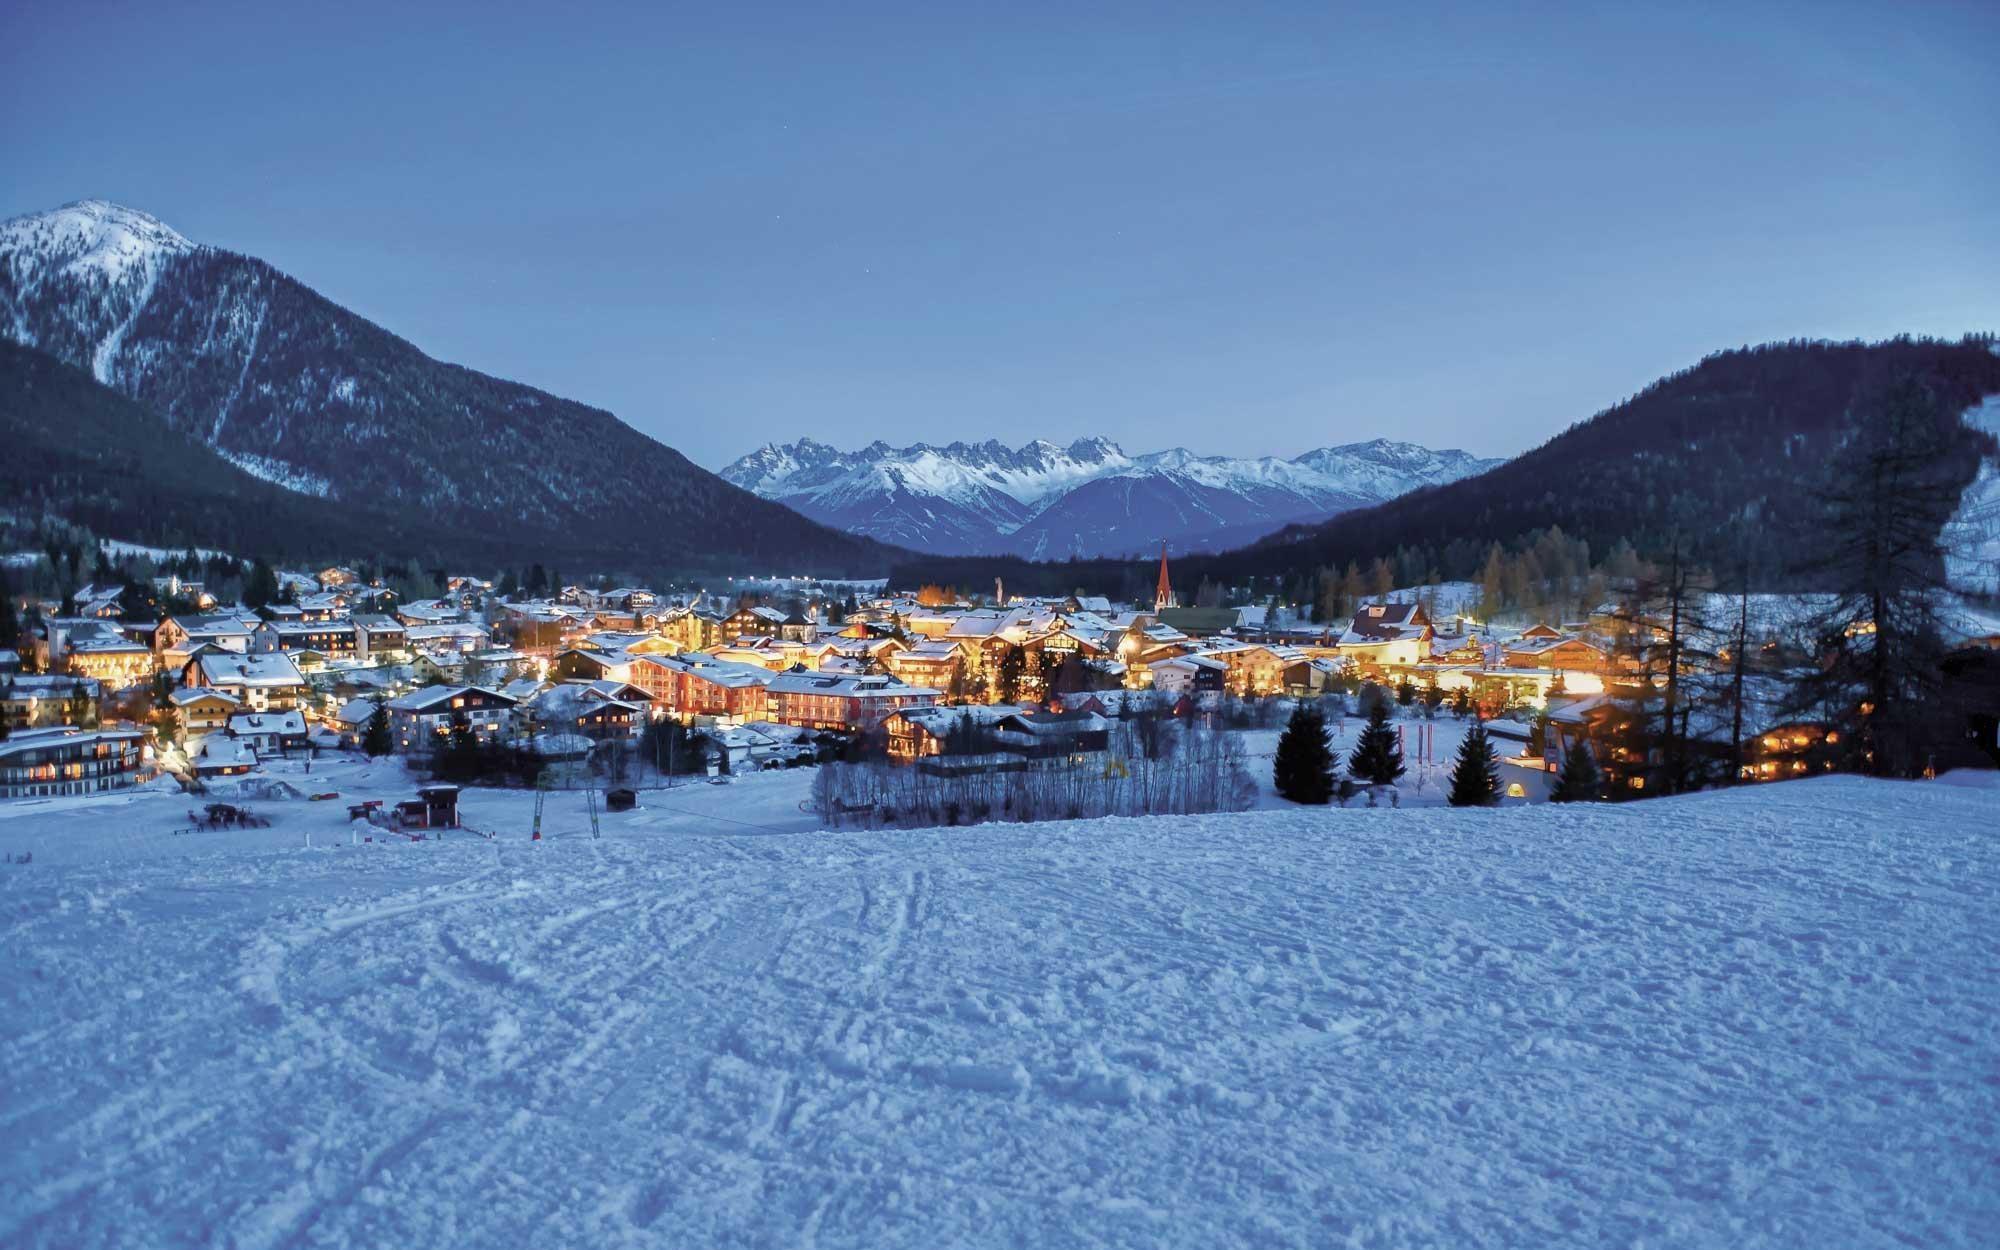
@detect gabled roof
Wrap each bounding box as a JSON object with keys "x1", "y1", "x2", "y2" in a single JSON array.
[{"x1": 385, "y1": 685, "x2": 517, "y2": 713}]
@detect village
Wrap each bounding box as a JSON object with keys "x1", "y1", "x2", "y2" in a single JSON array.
[{"x1": 11, "y1": 541, "x2": 1991, "y2": 819}]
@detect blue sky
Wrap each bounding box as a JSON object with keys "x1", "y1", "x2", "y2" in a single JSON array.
[{"x1": 4, "y1": 1, "x2": 1995, "y2": 467}]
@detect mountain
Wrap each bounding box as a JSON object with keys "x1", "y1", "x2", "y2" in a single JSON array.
[
  {"x1": 719, "y1": 436, "x2": 1499, "y2": 558},
  {"x1": 0, "y1": 199, "x2": 896, "y2": 576},
  {"x1": 884, "y1": 338, "x2": 2000, "y2": 598},
  {"x1": 0, "y1": 338, "x2": 471, "y2": 565}
]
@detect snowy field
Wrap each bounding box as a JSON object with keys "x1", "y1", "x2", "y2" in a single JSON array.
[{"x1": 3, "y1": 775, "x2": 1997, "y2": 1248}]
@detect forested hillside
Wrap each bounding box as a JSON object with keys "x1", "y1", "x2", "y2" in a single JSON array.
[
  {"x1": 889, "y1": 337, "x2": 2000, "y2": 598},
  {"x1": 0, "y1": 200, "x2": 898, "y2": 577}
]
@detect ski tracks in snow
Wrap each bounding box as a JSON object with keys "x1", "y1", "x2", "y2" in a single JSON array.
[{"x1": 3, "y1": 778, "x2": 1998, "y2": 1247}]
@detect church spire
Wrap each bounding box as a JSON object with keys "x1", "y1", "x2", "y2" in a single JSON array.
[{"x1": 1154, "y1": 543, "x2": 1176, "y2": 612}]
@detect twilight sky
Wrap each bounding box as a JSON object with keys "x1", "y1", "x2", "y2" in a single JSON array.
[{"x1": 4, "y1": 2, "x2": 1995, "y2": 468}]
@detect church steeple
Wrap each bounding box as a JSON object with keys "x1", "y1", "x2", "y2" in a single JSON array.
[{"x1": 1154, "y1": 543, "x2": 1177, "y2": 612}]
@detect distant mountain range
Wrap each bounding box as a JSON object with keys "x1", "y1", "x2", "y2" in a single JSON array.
[
  {"x1": 720, "y1": 437, "x2": 1501, "y2": 558},
  {"x1": 885, "y1": 337, "x2": 2000, "y2": 598},
  {"x1": 0, "y1": 199, "x2": 894, "y2": 575}
]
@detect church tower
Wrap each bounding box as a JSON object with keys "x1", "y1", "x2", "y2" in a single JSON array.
[{"x1": 1154, "y1": 543, "x2": 1177, "y2": 612}]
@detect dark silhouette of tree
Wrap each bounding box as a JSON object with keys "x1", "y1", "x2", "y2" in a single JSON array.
[
  {"x1": 1273, "y1": 702, "x2": 1335, "y2": 804},
  {"x1": 1348, "y1": 701, "x2": 1405, "y2": 786},
  {"x1": 1448, "y1": 722, "x2": 1501, "y2": 807}
]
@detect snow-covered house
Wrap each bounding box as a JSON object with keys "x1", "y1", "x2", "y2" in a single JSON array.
[
  {"x1": 0, "y1": 725, "x2": 150, "y2": 798},
  {"x1": 1336, "y1": 603, "x2": 1434, "y2": 669},
  {"x1": 383, "y1": 685, "x2": 518, "y2": 754},
  {"x1": 767, "y1": 671, "x2": 941, "y2": 733},
  {"x1": 227, "y1": 710, "x2": 308, "y2": 756},
  {"x1": 184, "y1": 652, "x2": 307, "y2": 712},
  {"x1": 170, "y1": 687, "x2": 240, "y2": 735}
]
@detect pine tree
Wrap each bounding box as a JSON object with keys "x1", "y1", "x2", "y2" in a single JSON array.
[
  {"x1": 1348, "y1": 701, "x2": 1405, "y2": 786},
  {"x1": 1448, "y1": 722, "x2": 1501, "y2": 806},
  {"x1": 362, "y1": 701, "x2": 393, "y2": 757},
  {"x1": 1273, "y1": 702, "x2": 1335, "y2": 804},
  {"x1": 1550, "y1": 739, "x2": 1600, "y2": 802},
  {"x1": 0, "y1": 567, "x2": 19, "y2": 649}
]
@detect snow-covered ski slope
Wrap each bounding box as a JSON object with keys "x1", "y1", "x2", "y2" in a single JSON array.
[{"x1": 3, "y1": 776, "x2": 1996, "y2": 1248}]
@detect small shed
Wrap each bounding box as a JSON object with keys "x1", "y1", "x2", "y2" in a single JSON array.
[{"x1": 396, "y1": 784, "x2": 462, "y2": 829}]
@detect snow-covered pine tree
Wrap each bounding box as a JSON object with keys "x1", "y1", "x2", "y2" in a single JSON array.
[
  {"x1": 1549, "y1": 739, "x2": 1600, "y2": 802},
  {"x1": 1273, "y1": 701, "x2": 1334, "y2": 804},
  {"x1": 1448, "y1": 721, "x2": 1501, "y2": 806},
  {"x1": 1348, "y1": 700, "x2": 1405, "y2": 786}
]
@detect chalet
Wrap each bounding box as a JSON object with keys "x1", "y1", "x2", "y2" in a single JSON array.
[
  {"x1": 398, "y1": 599, "x2": 463, "y2": 626},
  {"x1": 253, "y1": 620, "x2": 358, "y2": 658},
  {"x1": 317, "y1": 566, "x2": 361, "y2": 587},
  {"x1": 227, "y1": 710, "x2": 308, "y2": 756},
  {"x1": 191, "y1": 735, "x2": 258, "y2": 778},
  {"x1": 766, "y1": 671, "x2": 941, "y2": 733},
  {"x1": 884, "y1": 704, "x2": 1018, "y2": 762},
  {"x1": 184, "y1": 652, "x2": 307, "y2": 712},
  {"x1": 551, "y1": 648, "x2": 633, "y2": 683},
  {"x1": 1336, "y1": 603, "x2": 1434, "y2": 669},
  {"x1": 332, "y1": 697, "x2": 382, "y2": 748},
  {"x1": 1429, "y1": 632, "x2": 1485, "y2": 666},
  {"x1": 0, "y1": 725, "x2": 149, "y2": 798},
  {"x1": 296, "y1": 592, "x2": 349, "y2": 622},
  {"x1": 161, "y1": 613, "x2": 258, "y2": 654},
  {"x1": 723, "y1": 605, "x2": 790, "y2": 641},
  {"x1": 1148, "y1": 653, "x2": 1226, "y2": 695},
  {"x1": 383, "y1": 685, "x2": 518, "y2": 754},
  {"x1": 994, "y1": 709, "x2": 1112, "y2": 761},
  {"x1": 350, "y1": 614, "x2": 408, "y2": 662},
  {"x1": 1502, "y1": 635, "x2": 1608, "y2": 674},
  {"x1": 169, "y1": 687, "x2": 240, "y2": 735},
  {"x1": 403, "y1": 622, "x2": 490, "y2": 655}
]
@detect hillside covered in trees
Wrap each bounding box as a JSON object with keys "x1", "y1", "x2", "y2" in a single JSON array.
[{"x1": 888, "y1": 337, "x2": 2000, "y2": 601}]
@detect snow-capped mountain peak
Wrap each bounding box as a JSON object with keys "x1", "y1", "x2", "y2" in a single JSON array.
[
  {"x1": 719, "y1": 436, "x2": 1504, "y2": 558},
  {"x1": 0, "y1": 199, "x2": 194, "y2": 284}
]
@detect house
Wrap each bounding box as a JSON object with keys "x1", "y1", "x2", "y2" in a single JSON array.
[
  {"x1": 332, "y1": 697, "x2": 383, "y2": 748},
  {"x1": 169, "y1": 687, "x2": 240, "y2": 735},
  {"x1": 160, "y1": 613, "x2": 258, "y2": 654},
  {"x1": 722, "y1": 605, "x2": 790, "y2": 640},
  {"x1": 1502, "y1": 634, "x2": 1609, "y2": 674},
  {"x1": 383, "y1": 685, "x2": 519, "y2": 754},
  {"x1": 1336, "y1": 603, "x2": 1434, "y2": 669},
  {"x1": 351, "y1": 614, "x2": 409, "y2": 662},
  {"x1": 184, "y1": 652, "x2": 308, "y2": 712},
  {"x1": 191, "y1": 735, "x2": 258, "y2": 779},
  {"x1": 227, "y1": 710, "x2": 309, "y2": 756},
  {"x1": 551, "y1": 648, "x2": 633, "y2": 683},
  {"x1": 1148, "y1": 653, "x2": 1226, "y2": 696},
  {"x1": 884, "y1": 704, "x2": 1020, "y2": 762},
  {"x1": 994, "y1": 709, "x2": 1112, "y2": 761},
  {"x1": 1, "y1": 674, "x2": 102, "y2": 730},
  {"x1": 767, "y1": 671, "x2": 941, "y2": 732},
  {"x1": 0, "y1": 725, "x2": 150, "y2": 798},
  {"x1": 253, "y1": 620, "x2": 358, "y2": 658}
]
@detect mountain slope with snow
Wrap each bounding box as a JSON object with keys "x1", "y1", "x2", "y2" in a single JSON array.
[
  {"x1": 721, "y1": 437, "x2": 1500, "y2": 557},
  {"x1": 2, "y1": 774, "x2": 1995, "y2": 1247},
  {"x1": 0, "y1": 200, "x2": 894, "y2": 575}
]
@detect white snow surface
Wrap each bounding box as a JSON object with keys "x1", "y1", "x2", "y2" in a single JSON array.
[
  {"x1": 217, "y1": 448, "x2": 336, "y2": 498},
  {"x1": 3, "y1": 775, "x2": 1997, "y2": 1248}
]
